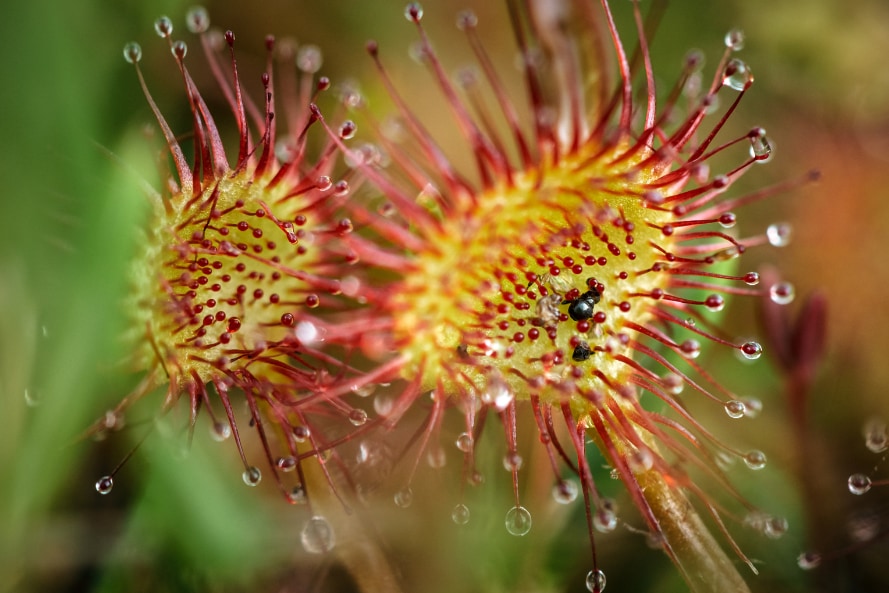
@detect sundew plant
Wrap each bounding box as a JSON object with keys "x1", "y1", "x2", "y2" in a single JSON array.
[{"x1": 78, "y1": 1, "x2": 820, "y2": 592}]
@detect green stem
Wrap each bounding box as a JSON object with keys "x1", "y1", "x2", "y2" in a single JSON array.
[{"x1": 635, "y1": 467, "x2": 752, "y2": 593}]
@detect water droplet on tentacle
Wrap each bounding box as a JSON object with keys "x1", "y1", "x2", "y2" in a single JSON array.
[
  {"x1": 502, "y1": 451, "x2": 523, "y2": 472},
  {"x1": 740, "y1": 341, "x2": 763, "y2": 360},
  {"x1": 95, "y1": 476, "x2": 114, "y2": 495},
  {"x1": 749, "y1": 127, "x2": 773, "y2": 162},
  {"x1": 123, "y1": 42, "x2": 142, "y2": 64},
  {"x1": 242, "y1": 466, "x2": 262, "y2": 486},
  {"x1": 864, "y1": 418, "x2": 888, "y2": 453},
  {"x1": 288, "y1": 485, "x2": 308, "y2": 504},
  {"x1": 743, "y1": 450, "x2": 767, "y2": 470},
  {"x1": 455, "y1": 432, "x2": 473, "y2": 452},
  {"x1": 451, "y1": 503, "x2": 470, "y2": 525},
  {"x1": 404, "y1": 2, "x2": 424, "y2": 22},
  {"x1": 593, "y1": 507, "x2": 617, "y2": 533},
  {"x1": 769, "y1": 282, "x2": 795, "y2": 305},
  {"x1": 553, "y1": 480, "x2": 578, "y2": 504},
  {"x1": 724, "y1": 28, "x2": 745, "y2": 51},
  {"x1": 349, "y1": 408, "x2": 368, "y2": 426},
  {"x1": 797, "y1": 551, "x2": 822, "y2": 570},
  {"x1": 723, "y1": 58, "x2": 753, "y2": 91},
  {"x1": 764, "y1": 515, "x2": 789, "y2": 539},
  {"x1": 848, "y1": 473, "x2": 872, "y2": 495},
  {"x1": 767, "y1": 223, "x2": 792, "y2": 247},
  {"x1": 586, "y1": 569, "x2": 607, "y2": 592},
  {"x1": 301, "y1": 516, "x2": 335, "y2": 553},
  {"x1": 276, "y1": 456, "x2": 297, "y2": 472},
  {"x1": 505, "y1": 506, "x2": 532, "y2": 536},
  {"x1": 210, "y1": 421, "x2": 231, "y2": 441},
  {"x1": 154, "y1": 16, "x2": 173, "y2": 38},
  {"x1": 724, "y1": 400, "x2": 747, "y2": 419},
  {"x1": 394, "y1": 487, "x2": 413, "y2": 508},
  {"x1": 186, "y1": 6, "x2": 210, "y2": 33}
]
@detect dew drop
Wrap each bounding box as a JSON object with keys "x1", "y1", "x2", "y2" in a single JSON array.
[
  {"x1": 394, "y1": 487, "x2": 413, "y2": 508},
  {"x1": 553, "y1": 479, "x2": 578, "y2": 504},
  {"x1": 23, "y1": 389, "x2": 39, "y2": 407},
  {"x1": 766, "y1": 222, "x2": 792, "y2": 247},
  {"x1": 741, "y1": 396, "x2": 763, "y2": 418},
  {"x1": 764, "y1": 515, "x2": 789, "y2": 539},
  {"x1": 426, "y1": 445, "x2": 447, "y2": 468},
  {"x1": 295, "y1": 321, "x2": 319, "y2": 344},
  {"x1": 452, "y1": 503, "x2": 470, "y2": 524},
  {"x1": 339, "y1": 120, "x2": 357, "y2": 140},
  {"x1": 864, "y1": 418, "x2": 888, "y2": 453},
  {"x1": 293, "y1": 425, "x2": 311, "y2": 443},
  {"x1": 769, "y1": 282, "x2": 795, "y2": 305},
  {"x1": 848, "y1": 473, "x2": 872, "y2": 495},
  {"x1": 242, "y1": 466, "x2": 262, "y2": 486},
  {"x1": 186, "y1": 6, "x2": 210, "y2": 33},
  {"x1": 297, "y1": 44, "x2": 323, "y2": 73},
  {"x1": 724, "y1": 28, "x2": 745, "y2": 51},
  {"x1": 210, "y1": 421, "x2": 231, "y2": 441},
  {"x1": 123, "y1": 42, "x2": 142, "y2": 64},
  {"x1": 288, "y1": 484, "x2": 307, "y2": 504},
  {"x1": 154, "y1": 16, "x2": 173, "y2": 38},
  {"x1": 704, "y1": 294, "x2": 725, "y2": 312},
  {"x1": 348, "y1": 409, "x2": 368, "y2": 426},
  {"x1": 586, "y1": 569, "x2": 606, "y2": 592},
  {"x1": 749, "y1": 128, "x2": 773, "y2": 162},
  {"x1": 374, "y1": 394, "x2": 395, "y2": 416},
  {"x1": 301, "y1": 516, "x2": 335, "y2": 553},
  {"x1": 744, "y1": 510, "x2": 769, "y2": 531},
  {"x1": 718, "y1": 212, "x2": 737, "y2": 228},
  {"x1": 404, "y1": 2, "x2": 424, "y2": 22},
  {"x1": 725, "y1": 400, "x2": 747, "y2": 419},
  {"x1": 172, "y1": 40, "x2": 188, "y2": 59},
  {"x1": 703, "y1": 92, "x2": 721, "y2": 114},
  {"x1": 95, "y1": 476, "x2": 114, "y2": 495},
  {"x1": 643, "y1": 190, "x2": 664, "y2": 205},
  {"x1": 455, "y1": 432, "x2": 473, "y2": 453},
  {"x1": 456, "y1": 10, "x2": 478, "y2": 30},
  {"x1": 276, "y1": 456, "x2": 297, "y2": 472},
  {"x1": 744, "y1": 450, "x2": 767, "y2": 470},
  {"x1": 482, "y1": 373, "x2": 514, "y2": 411},
  {"x1": 679, "y1": 339, "x2": 701, "y2": 359},
  {"x1": 740, "y1": 341, "x2": 763, "y2": 360},
  {"x1": 505, "y1": 506, "x2": 532, "y2": 536},
  {"x1": 629, "y1": 448, "x2": 654, "y2": 472},
  {"x1": 502, "y1": 451, "x2": 523, "y2": 472},
  {"x1": 743, "y1": 272, "x2": 760, "y2": 286},
  {"x1": 797, "y1": 551, "x2": 822, "y2": 570},
  {"x1": 723, "y1": 58, "x2": 753, "y2": 91},
  {"x1": 350, "y1": 383, "x2": 376, "y2": 398},
  {"x1": 661, "y1": 372, "x2": 684, "y2": 395},
  {"x1": 593, "y1": 508, "x2": 617, "y2": 533}
]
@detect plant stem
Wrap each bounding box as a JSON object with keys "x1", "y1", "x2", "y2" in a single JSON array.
[{"x1": 635, "y1": 466, "x2": 752, "y2": 593}]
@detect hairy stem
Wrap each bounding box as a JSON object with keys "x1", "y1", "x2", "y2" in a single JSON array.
[{"x1": 635, "y1": 466, "x2": 752, "y2": 593}]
